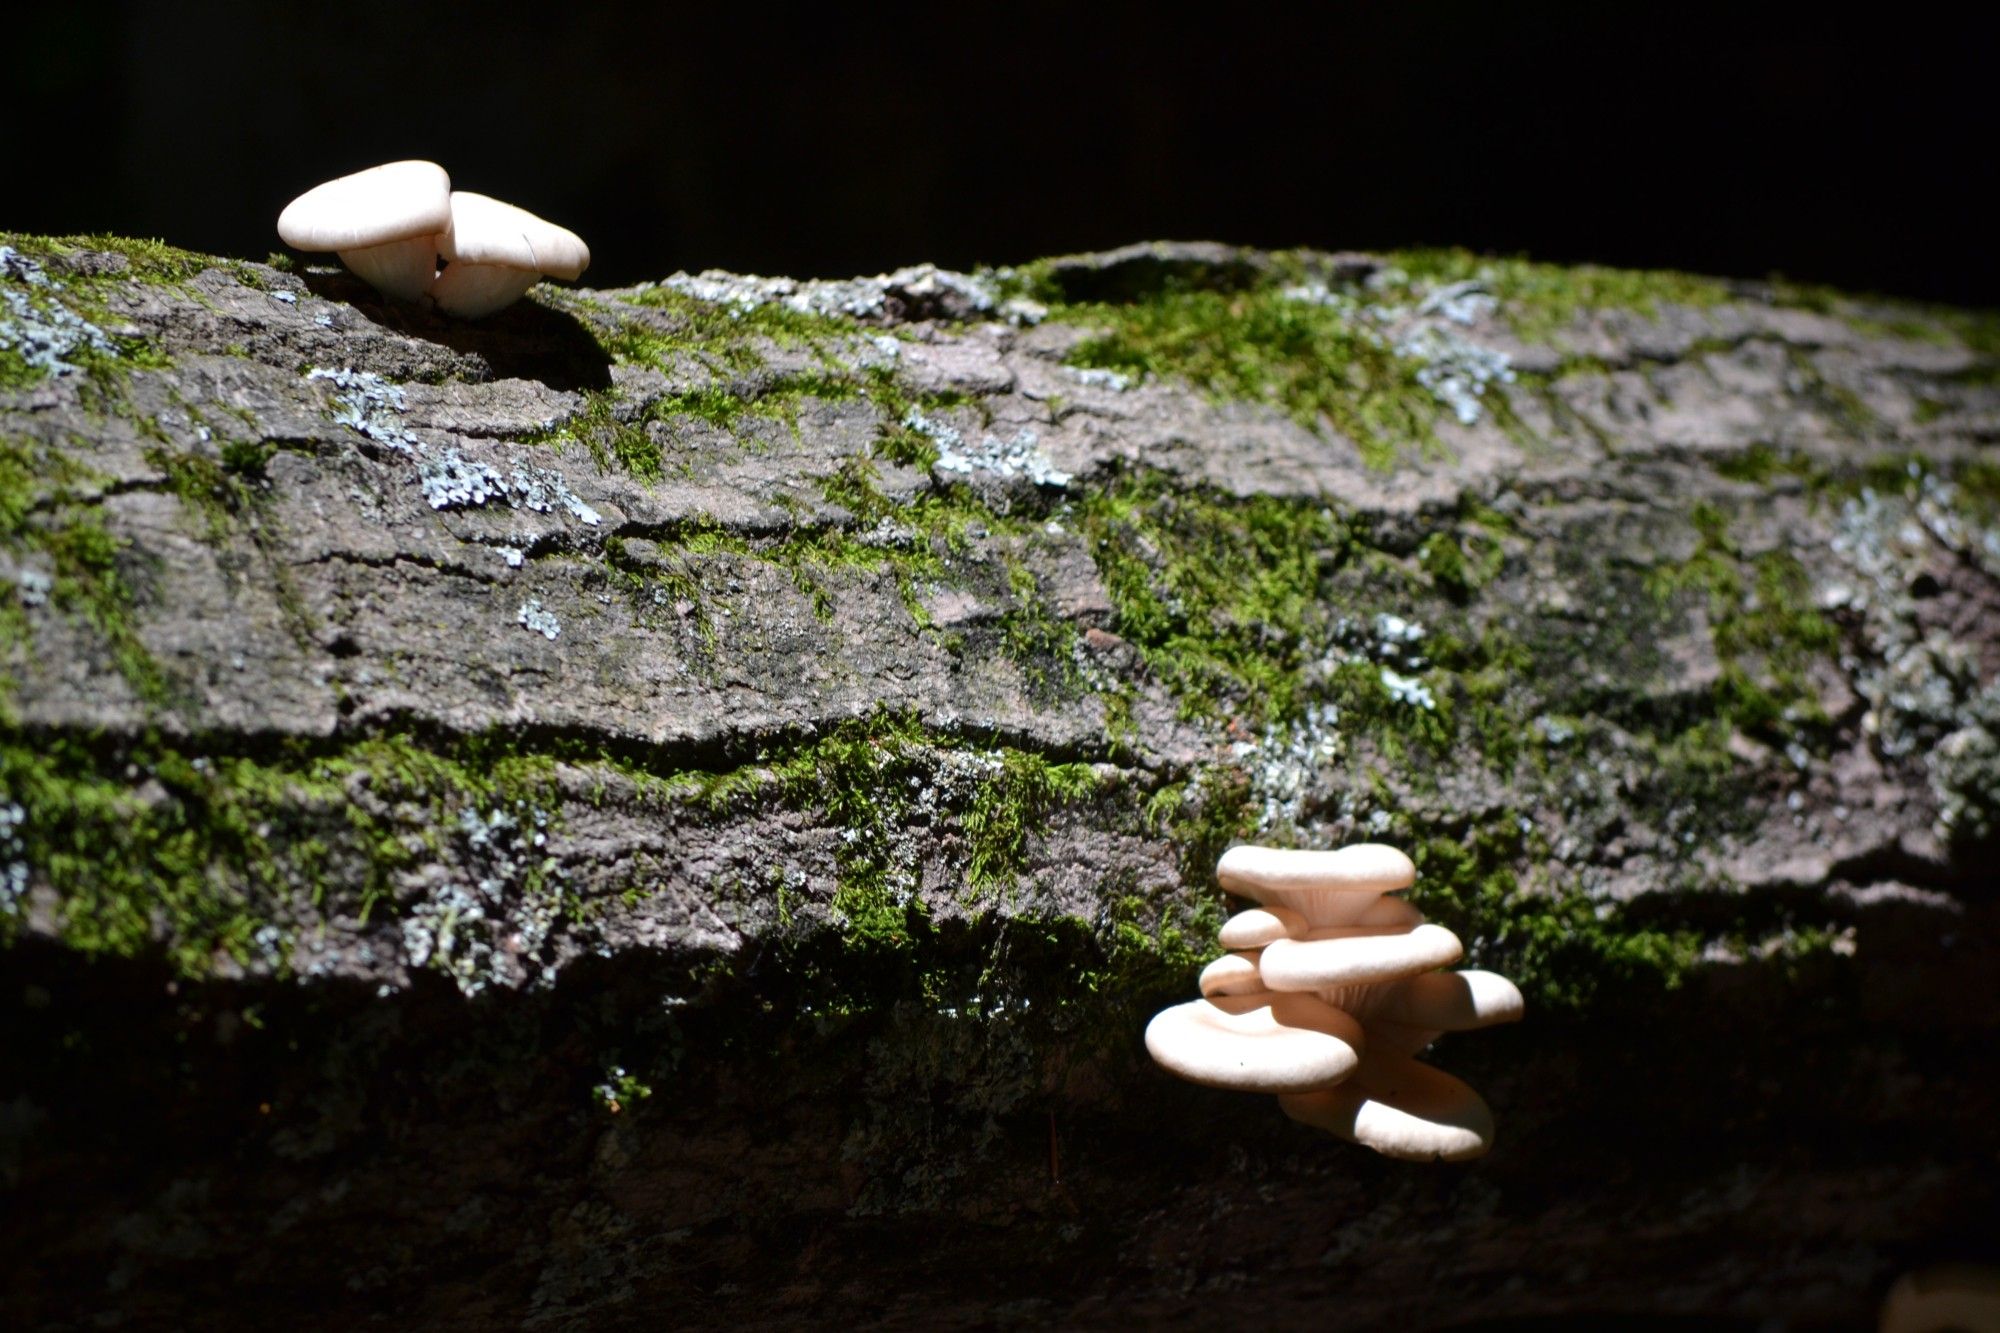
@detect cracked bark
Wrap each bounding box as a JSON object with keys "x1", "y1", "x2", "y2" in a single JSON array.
[{"x1": 1, "y1": 241, "x2": 1996, "y2": 1331}]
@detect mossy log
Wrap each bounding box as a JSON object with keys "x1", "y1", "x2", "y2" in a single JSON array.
[{"x1": 2, "y1": 236, "x2": 1996, "y2": 1329}]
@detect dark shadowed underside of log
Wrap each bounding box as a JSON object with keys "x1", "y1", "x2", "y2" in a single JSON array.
[{"x1": 1, "y1": 236, "x2": 1996, "y2": 1330}]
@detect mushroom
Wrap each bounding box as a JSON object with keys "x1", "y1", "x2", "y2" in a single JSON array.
[
  {"x1": 1218, "y1": 842, "x2": 1417, "y2": 925},
  {"x1": 1144, "y1": 991, "x2": 1364, "y2": 1093},
  {"x1": 1217, "y1": 904, "x2": 1308, "y2": 949},
  {"x1": 1146, "y1": 840, "x2": 1525, "y2": 1161},
  {"x1": 1258, "y1": 922, "x2": 1465, "y2": 991},
  {"x1": 428, "y1": 191, "x2": 590, "y2": 319},
  {"x1": 1197, "y1": 952, "x2": 1268, "y2": 998},
  {"x1": 1277, "y1": 1050, "x2": 1495, "y2": 1162},
  {"x1": 276, "y1": 160, "x2": 452, "y2": 302}
]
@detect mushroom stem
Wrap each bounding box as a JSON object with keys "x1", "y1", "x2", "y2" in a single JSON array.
[
  {"x1": 429, "y1": 263, "x2": 542, "y2": 319},
  {"x1": 336, "y1": 235, "x2": 442, "y2": 303}
]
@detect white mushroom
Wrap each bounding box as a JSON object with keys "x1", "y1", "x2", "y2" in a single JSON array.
[
  {"x1": 1217, "y1": 904, "x2": 1308, "y2": 950},
  {"x1": 428, "y1": 191, "x2": 590, "y2": 319},
  {"x1": 1197, "y1": 951, "x2": 1267, "y2": 998},
  {"x1": 1373, "y1": 969, "x2": 1526, "y2": 1031},
  {"x1": 1259, "y1": 923, "x2": 1465, "y2": 991},
  {"x1": 1143, "y1": 992, "x2": 1364, "y2": 1093},
  {"x1": 276, "y1": 160, "x2": 452, "y2": 302},
  {"x1": 1329, "y1": 970, "x2": 1523, "y2": 1056},
  {"x1": 1147, "y1": 840, "x2": 1523, "y2": 1161},
  {"x1": 1217, "y1": 842, "x2": 1416, "y2": 925},
  {"x1": 1277, "y1": 1049, "x2": 1495, "y2": 1162}
]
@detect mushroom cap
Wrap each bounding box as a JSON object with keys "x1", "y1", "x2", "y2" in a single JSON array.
[
  {"x1": 1198, "y1": 951, "x2": 1266, "y2": 998},
  {"x1": 438, "y1": 191, "x2": 590, "y2": 280},
  {"x1": 1278, "y1": 1051, "x2": 1494, "y2": 1161},
  {"x1": 1259, "y1": 922, "x2": 1464, "y2": 991},
  {"x1": 1374, "y1": 969, "x2": 1525, "y2": 1031},
  {"x1": 1145, "y1": 992, "x2": 1364, "y2": 1093},
  {"x1": 1217, "y1": 905, "x2": 1308, "y2": 950},
  {"x1": 277, "y1": 160, "x2": 452, "y2": 253},
  {"x1": 1217, "y1": 842, "x2": 1417, "y2": 898}
]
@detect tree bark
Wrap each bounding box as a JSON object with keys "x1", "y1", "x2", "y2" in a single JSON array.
[{"x1": 2, "y1": 237, "x2": 1996, "y2": 1330}]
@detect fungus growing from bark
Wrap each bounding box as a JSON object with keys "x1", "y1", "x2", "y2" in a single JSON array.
[
  {"x1": 429, "y1": 191, "x2": 590, "y2": 319},
  {"x1": 276, "y1": 160, "x2": 452, "y2": 302},
  {"x1": 1145, "y1": 841, "x2": 1523, "y2": 1161}
]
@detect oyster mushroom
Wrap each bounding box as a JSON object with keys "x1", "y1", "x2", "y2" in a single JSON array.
[
  {"x1": 276, "y1": 160, "x2": 452, "y2": 302},
  {"x1": 428, "y1": 191, "x2": 590, "y2": 319},
  {"x1": 1146, "y1": 841, "x2": 1525, "y2": 1161},
  {"x1": 1144, "y1": 991, "x2": 1364, "y2": 1094}
]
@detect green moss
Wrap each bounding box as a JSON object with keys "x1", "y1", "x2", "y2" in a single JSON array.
[
  {"x1": 768, "y1": 716, "x2": 925, "y2": 949},
  {"x1": 1072, "y1": 475, "x2": 1528, "y2": 768},
  {"x1": 542, "y1": 367, "x2": 897, "y2": 484},
  {"x1": 591, "y1": 1064, "x2": 654, "y2": 1115},
  {"x1": 1646, "y1": 502, "x2": 1840, "y2": 738},
  {"x1": 148, "y1": 446, "x2": 253, "y2": 543},
  {"x1": 0, "y1": 727, "x2": 573, "y2": 972},
  {"x1": 964, "y1": 750, "x2": 1097, "y2": 890},
  {"x1": 1958, "y1": 459, "x2": 2000, "y2": 523},
  {"x1": 1032, "y1": 248, "x2": 1752, "y2": 469},
  {"x1": 1715, "y1": 442, "x2": 1814, "y2": 486},
  {"x1": 610, "y1": 284, "x2": 865, "y2": 367},
  {"x1": 0, "y1": 349, "x2": 37, "y2": 394},
  {"x1": 3, "y1": 736, "x2": 341, "y2": 968},
  {"x1": 1394, "y1": 248, "x2": 1735, "y2": 339},
  {"x1": 1055, "y1": 287, "x2": 1435, "y2": 468},
  {"x1": 1417, "y1": 526, "x2": 1505, "y2": 602},
  {"x1": 1142, "y1": 763, "x2": 1253, "y2": 894},
  {"x1": 0, "y1": 291, "x2": 170, "y2": 394},
  {"x1": 1408, "y1": 816, "x2": 1703, "y2": 1014},
  {"x1": 2, "y1": 233, "x2": 219, "y2": 289},
  {"x1": 996, "y1": 561, "x2": 1085, "y2": 702},
  {"x1": 531, "y1": 390, "x2": 652, "y2": 477},
  {"x1": 652, "y1": 713, "x2": 1094, "y2": 963},
  {"x1": 0, "y1": 435, "x2": 165, "y2": 706},
  {"x1": 600, "y1": 532, "x2": 723, "y2": 647},
  {"x1": 533, "y1": 285, "x2": 893, "y2": 481},
  {"x1": 1081, "y1": 476, "x2": 1352, "y2": 725},
  {"x1": 1784, "y1": 348, "x2": 1880, "y2": 438},
  {"x1": 1806, "y1": 450, "x2": 2000, "y2": 519},
  {"x1": 540, "y1": 380, "x2": 822, "y2": 481},
  {"x1": 1764, "y1": 276, "x2": 2000, "y2": 357},
  {"x1": 1083, "y1": 886, "x2": 1225, "y2": 1004}
]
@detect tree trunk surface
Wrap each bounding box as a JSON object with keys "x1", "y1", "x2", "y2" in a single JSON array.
[{"x1": 2, "y1": 237, "x2": 1996, "y2": 1330}]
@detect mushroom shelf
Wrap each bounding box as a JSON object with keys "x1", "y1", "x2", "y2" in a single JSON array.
[{"x1": 1145, "y1": 842, "x2": 1524, "y2": 1161}]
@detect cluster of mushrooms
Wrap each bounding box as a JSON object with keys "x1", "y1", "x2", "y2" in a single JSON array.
[
  {"x1": 1146, "y1": 842, "x2": 1524, "y2": 1161},
  {"x1": 276, "y1": 160, "x2": 588, "y2": 319}
]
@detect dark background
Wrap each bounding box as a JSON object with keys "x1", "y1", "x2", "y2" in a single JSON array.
[{"x1": 6, "y1": 3, "x2": 1994, "y2": 304}]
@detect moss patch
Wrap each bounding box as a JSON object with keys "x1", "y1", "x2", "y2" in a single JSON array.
[
  {"x1": 0, "y1": 730, "x2": 577, "y2": 973},
  {"x1": 1646, "y1": 500, "x2": 1841, "y2": 740},
  {"x1": 0, "y1": 434, "x2": 164, "y2": 707},
  {"x1": 1393, "y1": 247, "x2": 1734, "y2": 339},
  {"x1": 1054, "y1": 286, "x2": 1436, "y2": 468},
  {"x1": 1080, "y1": 475, "x2": 1352, "y2": 725}
]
